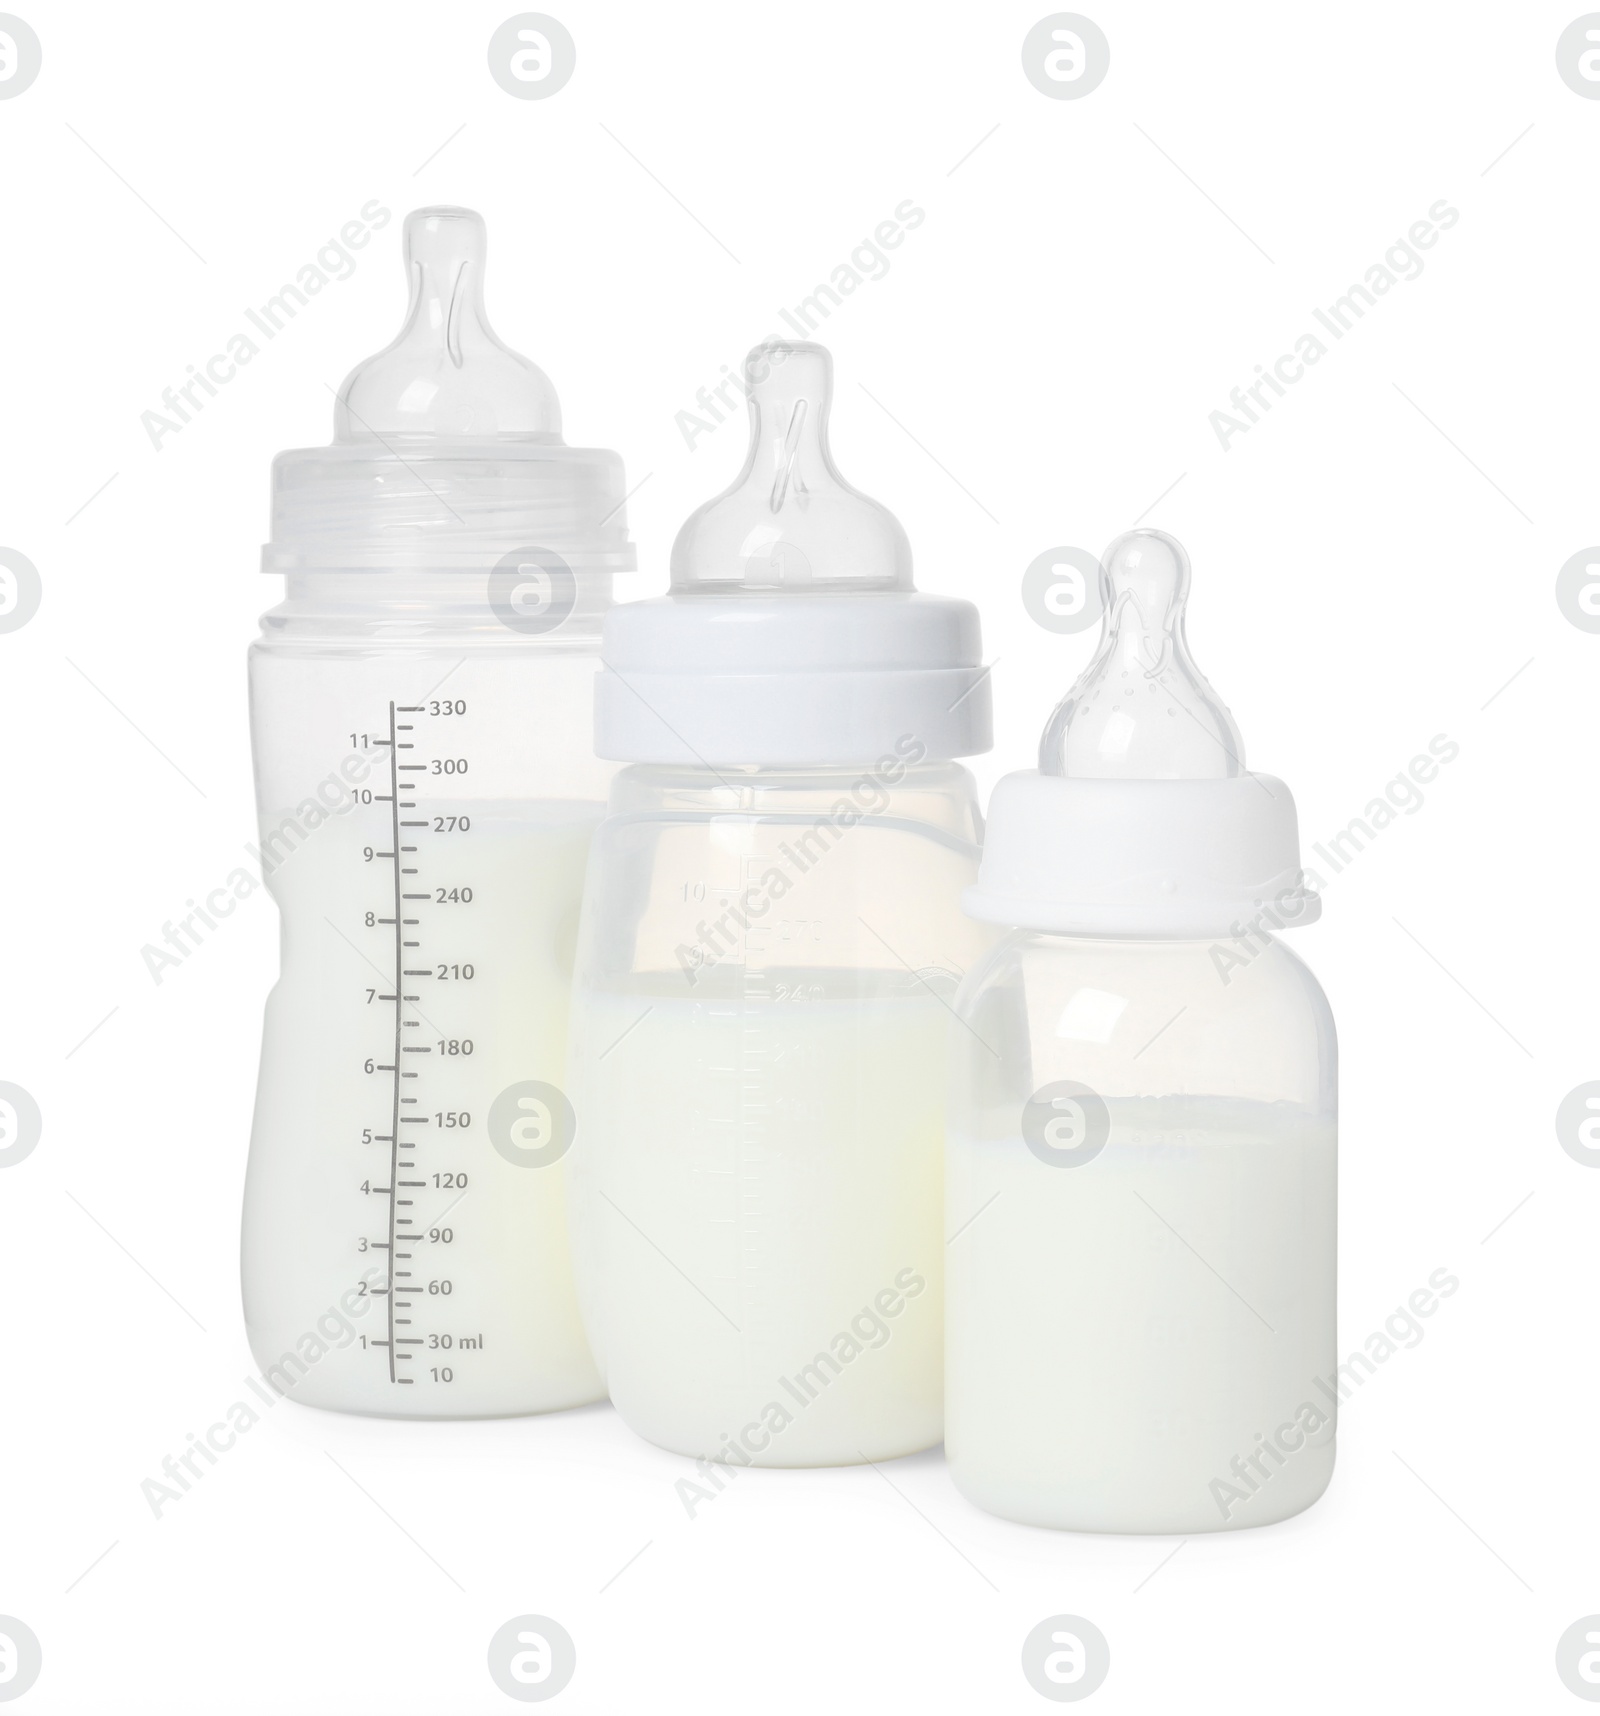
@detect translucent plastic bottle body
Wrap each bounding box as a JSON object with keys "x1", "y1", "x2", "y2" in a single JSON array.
[
  {"x1": 567, "y1": 761, "x2": 988, "y2": 1465},
  {"x1": 241, "y1": 583, "x2": 608, "y2": 1417},
  {"x1": 946, "y1": 930, "x2": 1337, "y2": 1532}
]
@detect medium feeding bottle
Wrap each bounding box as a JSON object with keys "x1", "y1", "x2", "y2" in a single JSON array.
[
  {"x1": 241, "y1": 208, "x2": 632, "y2": 1417},
  {"x1": 566, "y1": 341, "x2": 992, "y2": 1466},
  {"x1": 948, "y1": 530, "x2": 1336, "y2": 1531}
]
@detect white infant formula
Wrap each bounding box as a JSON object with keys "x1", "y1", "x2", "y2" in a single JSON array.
[
  {"x1": 243, "y1": 799, "x2": 603, "y2": 1417},
  {"x1": 568, "y1": 985, "x2": 947, "y2": 1465},
  {"x1": 946, "y1": 1099, "x2": 1336, "y2": 1532}
]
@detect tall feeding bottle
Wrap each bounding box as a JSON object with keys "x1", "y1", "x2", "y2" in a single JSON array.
[
  {"x1": 567, "y1": 341, "x2": 992, "y2": 1466},
  {"x1": 948, "y1": 531, "x2": 1337, "y2": 1531},
  {"x1": 241, "y1": 208, "x2": 632, "y2": 1416}
]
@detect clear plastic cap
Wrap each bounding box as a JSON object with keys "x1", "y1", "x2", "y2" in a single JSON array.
[
  {"x1": 335, "y1": 207, "x2": 560, "y2": 443},
  {"x1": 263, "y1": 207, "x2": 631, "y2": 574},
  {"x1": 669, "y1": 341, "x2": 912, "y2": 592},
  {"x1": 1039, "y1": 530, "x2": 1245, "y2": 779}
]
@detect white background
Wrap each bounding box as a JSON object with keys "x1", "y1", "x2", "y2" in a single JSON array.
[{"x1": 0, "y1": 0, "x2": 1595, "y2": 1709}]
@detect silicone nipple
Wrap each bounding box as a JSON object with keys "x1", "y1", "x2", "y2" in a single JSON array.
[
  {"x1": 670, "y1": 341, "x2": 912, "y2": 591},
  {"x1": 1039, "y1": 530, "x2": 1244, "y2": 779},
  {"x1": 333, "y1": 207, "x2": 560, "y2": 444}
]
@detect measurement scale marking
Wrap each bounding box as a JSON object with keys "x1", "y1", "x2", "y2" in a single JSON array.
[
  {"x1": 385, "y1": 701, "x2": 403, "y2": 1382},
  {"x1": 367, "y1": 699, "x2": 477, "y2": 1391}
]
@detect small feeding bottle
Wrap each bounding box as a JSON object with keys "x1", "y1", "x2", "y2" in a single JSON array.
[
  {"x1": 566, "y1": 341, "x2": 992, "y2": 1466},
  {"x1": 948, "y1": 530, "x2": 1336, "y2": 1531},
  {"x1": 241, "y1": 208, "x2": 632, "y2": 1417}
]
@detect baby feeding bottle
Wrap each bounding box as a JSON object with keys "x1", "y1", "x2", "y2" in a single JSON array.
[
  {"x1": 566, "y1": 341, "x2": 992, "y2": 1466},
  {"x1": 241, "y1": 207, "x2": 632, "y2": 1417},
  {"x1": 947, "y1": 530, "x2": 1336, "y2": 1531}
]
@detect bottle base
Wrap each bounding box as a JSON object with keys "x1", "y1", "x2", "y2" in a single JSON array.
[
  {"x1": 949, "y1": 1446, "x2": 1335, "y2": 1534},
  {"x1": 269, "y1": 1384, "x2": 610, "y2": 1423},
  {"x1": 618, "y1": 1406, "x2": 944, "y2": 1470}
]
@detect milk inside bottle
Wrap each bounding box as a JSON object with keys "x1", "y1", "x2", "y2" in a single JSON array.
[
  {"x1": 241, "y1": 207, "x2": 632, "y2": 1417},
  {"x1": 566, "y1": 342, "x2": 992, "y2": 1466},
  {"x1": 948, "y1": 530, "x2": 1337, "y2": 1531}
]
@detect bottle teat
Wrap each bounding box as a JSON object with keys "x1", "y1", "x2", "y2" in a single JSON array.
[
  {"x1": 333, "y1": 207, "x2": 561, "y2": 444},
  {"x1": 1039, "y1": 530, "x2": 1244, "y2": 779},
  {"x1": 669, "y1": 341, "x2": 912, "y2": 592}
]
